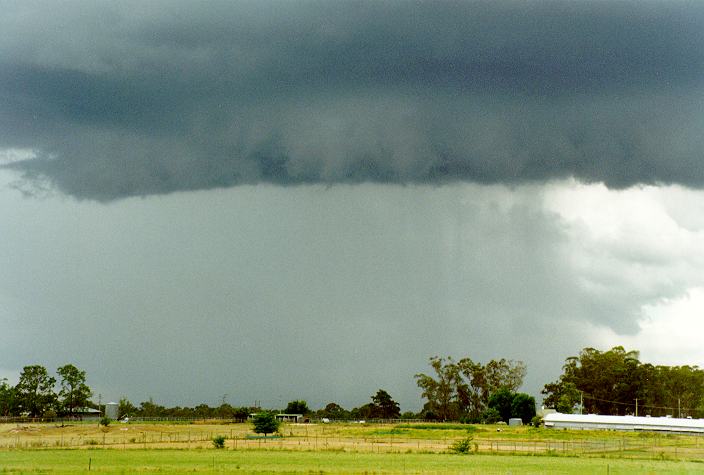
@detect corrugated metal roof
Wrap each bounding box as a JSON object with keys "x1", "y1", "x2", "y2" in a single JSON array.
[{"x1": 544, "y1": 413, "x2": 704, "y2": 433}]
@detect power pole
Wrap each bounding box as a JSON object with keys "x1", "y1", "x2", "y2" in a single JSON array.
[
  {"x1": 580, "y1": 392, "x2": 583, "y2": 415},
  {"x1": 635, "y1": 398, "x2": 638, "y2": 417}
]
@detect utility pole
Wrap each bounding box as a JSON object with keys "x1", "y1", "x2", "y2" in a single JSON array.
[
  {"x1": 678, "y1": 398, "x2": 681, "y2": 418},
  {"x1": 580, "y1": 392, "x2": 583, "y2": 415},
  {"x1": 635, "y1": 398, "x2": 638, "y2": 417}
]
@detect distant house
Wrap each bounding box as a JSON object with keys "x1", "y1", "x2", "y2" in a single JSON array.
[
  {"x1": 275, "y1": 414, "x2": 303, "y2": 422},
  {"x1": 71, "y1": 407, "x2": 102, "y2": 420}
]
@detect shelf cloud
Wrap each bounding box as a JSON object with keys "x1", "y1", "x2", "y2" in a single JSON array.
[{"x1": 1, "y1": 0, "x2": 703, "y2": 200}]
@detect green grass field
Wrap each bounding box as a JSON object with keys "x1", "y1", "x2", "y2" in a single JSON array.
[
  {"x1": 2, "y1": 449, "x2": 704, "y2": 474},
  {"x1": 3, "y1": 422, "x2": 704, "y2": 473}
]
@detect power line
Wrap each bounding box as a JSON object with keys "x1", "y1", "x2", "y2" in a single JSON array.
[{"x1": 580, "y1": 393, "x2": 696, "y2": 413}]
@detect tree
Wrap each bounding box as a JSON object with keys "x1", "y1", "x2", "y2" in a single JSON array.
[
  {"x1": 371, "y1": 389, "x2": 401, "y2": 419},
  {"x1": 15, "y1": 365, "x2": 56, "y2": 417},
  {"x1": 318, "y1": 402, "x2": 348, "y2": 420},
  {"x1": 233, "y1": 406, "x2": 251, "y2": 421},
  {"x1": 0, "y1": 378, "x2": 17, "y2": 416},
  {"x1": 216, "y1": 403, "x2": 235, "y2": 419},
  {"x1": 57, "y1": 364, "x2": 92, "y2": 416},
  {"x1": 252, "y1": 411, "x2": 280, "y2": 436},
  {"x1": 415, "y1": 356, "x2": 464, "y2": 420},
  {"x1": 118, "y1": 398, "x2": 137, "y2": 420},
  {"x1": 457, "y1": 357, "x2": 527, "y2": 420},
  {"x1": 194, "y1": 403, "x2": 214, "y2": 419},
  {"x1": 285, "y1": 400, "x2": 310, "y2": 415},
  {"x1": 138, "y1": 398, "x2": 166, "y2": 417},
  {"x1": 488, "y1": 387, "x2": 514, "y2": 423},
  {"x1": 511, "y1": 393, "x2": 536, "y2": 424},
  {"x1": 350, "y1": 403, "x2": 377, "y2": 420},
  {"x1": 542, "y1": 381, "x2": 580, "y2": 414},
  {"x1": 481, "y1": 407, "x2": 502, "y2": 423},
  {"x1": 416, "y1": 355, "x2": 527, "y2": 421}
]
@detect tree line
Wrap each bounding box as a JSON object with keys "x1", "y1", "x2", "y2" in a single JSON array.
[
  {"x1": 0, "y1": 364, "x2": 91, "y2": 417},
  {"x1": 116, "y1": 389, "x2": 405, "y2": 421},
  {"x1": 541, "y1": 346, "x2": 704, "y2": 417},
  {"x1": 3, "y1": 346, "x2": 702, "y2": 421}
]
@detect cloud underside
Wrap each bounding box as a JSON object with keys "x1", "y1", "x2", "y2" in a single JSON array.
[{"x1": 1, "y1": 0, "x2": 703, "y2": 200}]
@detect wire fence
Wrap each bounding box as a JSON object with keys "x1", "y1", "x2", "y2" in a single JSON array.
[{"x1": 2, "y1": 426, "x2": 704, "y2": 461}]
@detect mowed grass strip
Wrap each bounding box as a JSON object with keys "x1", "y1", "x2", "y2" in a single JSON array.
[{"x1": 1, "y1": 449, "x2": 704, "y2": 474}]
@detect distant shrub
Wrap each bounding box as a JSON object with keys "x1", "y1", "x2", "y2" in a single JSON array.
[
  {"x1": 481, "y1": 408, "x2": 502, "y2": 424},
  {"x1": 212, "y1": 435, "x2": 226, "y2": 449},
  {"x1": 99, "y1": 417, "x2": 111, "y2": 427},
  {"x1": 450, "y1": 436, "x2": 474, "y2": 454},
  {"x1": 531, "y1": 415, "x2": 543, "y2": 427}
]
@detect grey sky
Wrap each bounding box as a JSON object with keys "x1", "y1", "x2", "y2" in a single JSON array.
[
  {"x1": 2, "y1": 1, "x2": 703, "y2": 199},
  {"x1": 2, "y1": 1, "x2": 704, "y2": 410}
]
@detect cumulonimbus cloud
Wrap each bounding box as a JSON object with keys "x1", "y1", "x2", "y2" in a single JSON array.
[{"x1": 1, "y1": 0, "x2": 703, "y2": 200}]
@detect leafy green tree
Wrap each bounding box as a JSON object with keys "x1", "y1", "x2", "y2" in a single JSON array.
[
  {"x1": 285, "y1": 400, "x2": 310, "y2": 415},
  {"x1": 57, "y1": 364, "x2": 92, "y2": 416},
  {"x1": 481, "y1": 407, "x2": 502, "y2": 423},
  {"x1": 318, "y1": 402, "x2": 348, "y2": 419},
  {"x1": 511, "y1": 393, "x2": 536, "y2": 424},
  {"x1": 252, "y1": 411, "x2": 280, "y2": 436},
  {"x1": 457, "y1": 357, "x2": 527, "y2": 420},
  {"x1": 0, "y1": 378, "x2": 17, "y2": 416},
  {"x1": 488, "y1": 387, "x2": 514, "y2": 423},
  {"x1": 138, "y1": 398, "x2": 166, "y2": 417},
  {"x1": 194, "y1": 403, "x2": 214, "y2": 419},
  {"x1": 415, "y1": 356, "x2": 464, "y2": 420},
  {"x1": 15, "y1": 365, "x2": 56, "y2": 417},
  {"x1": 350, "y1": 403, "x2": 377, "y2": 420},
  {"x1": 371, "y1": 389, "x2": 401, "y2": 419},
  {"x1": 233, "y1": 406, "x2": 251, "y2": 421},
  {"x1": 118, "y1": 398, "x2": 137, "y2": 419},
  {"x1": 416, "y1": 355, "x2": 527, "y2": 421},
  {"x1": 542, "y1": 381, "x2": 580, "y2": 413},
  {"x1": 216, "y1": 403, "x2": 235, "y2": 419}
]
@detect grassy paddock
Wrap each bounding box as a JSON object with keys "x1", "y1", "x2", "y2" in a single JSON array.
[
  {"x1": 2, "y1": 448, "x2": 704, "y2": 474},
  {"x1": 3, "y1": 421, "x2": 704, "y2": 473}
]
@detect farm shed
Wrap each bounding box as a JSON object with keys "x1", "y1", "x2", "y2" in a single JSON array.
[
  {"x1": 275, "y1": 413, "x2": 303, "y2": 422},
  {"x1": 71, "y1": 407, "x2": 102, "y2": 421},
  {"x1": 544, "y1": 413, "x2": 704, "y2": 434}
]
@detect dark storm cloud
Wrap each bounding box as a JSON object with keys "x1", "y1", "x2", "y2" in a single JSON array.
[{"x1": 2, "y1": 0, "x2": 703, "y2": 200}]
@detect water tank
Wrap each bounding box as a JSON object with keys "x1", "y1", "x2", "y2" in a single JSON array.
[{"x1": 105, "y1": 402, "x2": 119, "y2": 420}]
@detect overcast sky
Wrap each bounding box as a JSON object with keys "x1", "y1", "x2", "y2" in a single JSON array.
[{"x1": 2, "y1": 0, "x2": 704, "y2": 411}]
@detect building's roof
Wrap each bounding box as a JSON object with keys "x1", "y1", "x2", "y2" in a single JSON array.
[{"x1": 544, "y1": 413, "x2": 704, "y2": 432}]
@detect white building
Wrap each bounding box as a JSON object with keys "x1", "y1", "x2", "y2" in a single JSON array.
[{"x1": 544, "y1": 413, "x2": 704, "y2": 434}]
